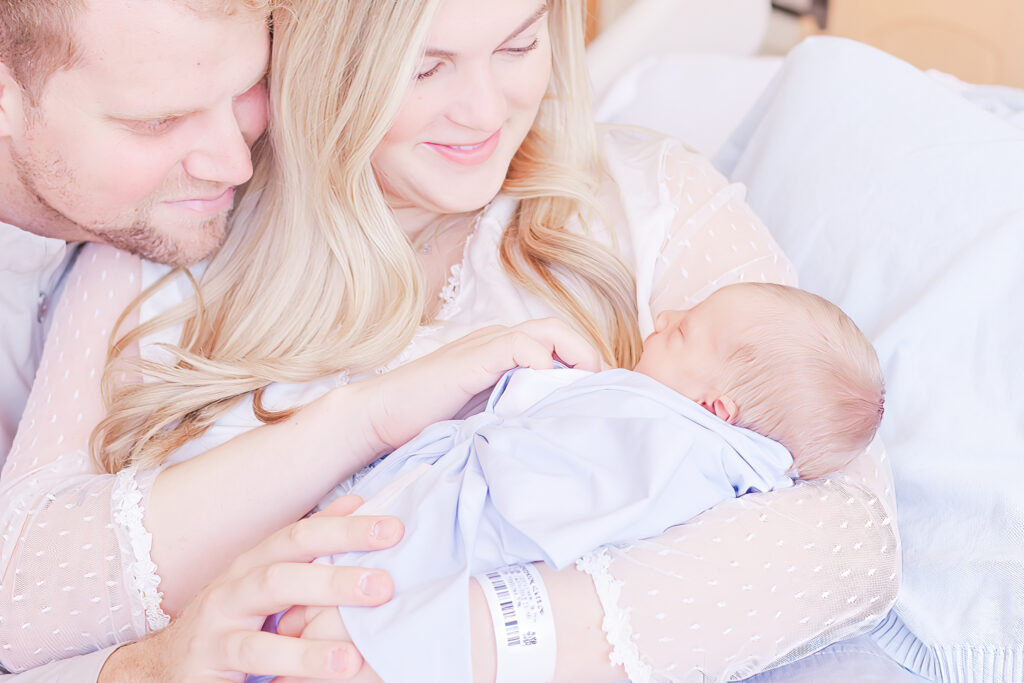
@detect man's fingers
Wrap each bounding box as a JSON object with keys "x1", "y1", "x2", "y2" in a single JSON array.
[
  {"x1": 223, "y1": 562, "x2": 394, "y2": 616},
  {"x1": 219, "y1": 631, "x2": 363, "y2": 680},
  {"x1": 316, "y1": 494, "x2": 364, "y2": 517},
  {"x1": 235, "y1": 513, "x2": 404, "y2": 570},
  {"x1": 277, "y1": 605, "x2": 308, "y2": 637}
]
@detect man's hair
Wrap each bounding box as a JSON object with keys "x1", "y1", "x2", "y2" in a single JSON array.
[
  {"x1": 719, "y1": 283, "x2": 885, "y2": 479},
  {"x1": 0, "y1": 1, "x2": 85, "y2": 100},
  {"x1": 0, "y1": 0, "x2": 270, "y2": 102}
]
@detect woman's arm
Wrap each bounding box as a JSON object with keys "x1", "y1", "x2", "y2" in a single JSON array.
[
  {"x1": 0, "y1": 246, "x2": 151, "y2": 671},
  {"x1": 148, "y1": 317, "x2": 601, "y2": 614},
  {"x1": 0, "y1": 244, "x2": 601, "y2": 668},
  {"x1": 562, "y1": 440, "x2": 898, "y2": 681},
  {"x1": 469, "y1": 442, "x2": 896, "y2": 683}
]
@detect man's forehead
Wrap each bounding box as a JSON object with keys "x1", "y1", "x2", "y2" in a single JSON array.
[
  {"x1": 69, "y1": 0, "x2": 269, "y2": 109},
  {"x1": 84, "y1": 0, "x2": 271, "y2": 19}
]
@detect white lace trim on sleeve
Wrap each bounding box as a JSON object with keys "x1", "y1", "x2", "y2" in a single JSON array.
[
  {"x1": 577, "y1": 547, "x2": 654, "y2": 683},
  {"x1": 111, "y1": 467, "x2": 170, "y2": 631}
]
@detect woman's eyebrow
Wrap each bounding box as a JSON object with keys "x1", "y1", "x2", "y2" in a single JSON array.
[
  {"x1": 503, "y1": 3, "x2": 549, "y2": 43},
  {"x1": 423, "y1": 3, "x2": 548, "y2": 59}
]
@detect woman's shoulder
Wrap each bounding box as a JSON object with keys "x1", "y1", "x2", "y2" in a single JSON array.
[
  {"x1": 76, "y1": 242, "x2": 144, "y2": 274},
  {"x1": 597, "y1": 124, "x2": 718, "y2": 176},
  {"x1": 596, "y1": 124, "x2": 729, "y2": 206},
  {"x1": 64, "y1": 244, "x2": 145, "y2": 313}
]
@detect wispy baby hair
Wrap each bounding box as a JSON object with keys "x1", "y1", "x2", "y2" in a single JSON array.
[{"x1": 719, "y1": 283, "x2": 884, "y2": 479}]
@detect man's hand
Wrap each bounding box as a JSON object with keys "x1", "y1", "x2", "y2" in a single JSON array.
[
  {"x1": 274, "y1": 605, "x2": 384, "y2": 683},
  {"x1": 99, "y1": 496, "x2": 403, "y2": 682}
]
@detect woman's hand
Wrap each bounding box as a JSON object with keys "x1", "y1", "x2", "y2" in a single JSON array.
[
  {"x1": 100, "y1": 496, "x2": 402, "y2": 682},
  {"x1": 360, "y1": 318, "x2": 603, "y2": 451}
]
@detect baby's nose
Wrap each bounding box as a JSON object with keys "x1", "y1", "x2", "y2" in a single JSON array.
[{"x1": 654, "y1": 311, "x2": 670, "y2": 331}]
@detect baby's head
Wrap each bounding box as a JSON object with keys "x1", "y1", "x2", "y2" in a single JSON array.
[{"x1": 634, "y1": 283, "x2": 884, "y2": 479}]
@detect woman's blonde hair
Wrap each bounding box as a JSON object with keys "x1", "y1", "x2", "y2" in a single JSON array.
[{"x1": 92, "y1": 0, "x2": 642, "y2": 473}]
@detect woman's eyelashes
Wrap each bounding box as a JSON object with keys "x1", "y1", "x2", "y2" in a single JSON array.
[
  {"x1": 504, "y1": 38, "x2": 540, "y2": 55},
  {"x1": 416, "y1": 62, "x2": 443, "y2": 80},
  {"x1": 415, "y1": 38, "x2": 541, "y2": 81}
]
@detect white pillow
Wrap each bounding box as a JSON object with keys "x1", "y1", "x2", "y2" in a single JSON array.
[
  {"x1": 595, "y1": 53, "x2": 782, "y2": 157},
  {"x1": 716, "y1": 36, "x2": 1024, "y2": 671},
  {"x1": 585, "y1": 0, "x2": 771, "y2": 101}
]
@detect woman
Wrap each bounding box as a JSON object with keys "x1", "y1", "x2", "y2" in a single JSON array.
[{"x1": 0, "y1": 0, "x2": 898, "y2": 679}]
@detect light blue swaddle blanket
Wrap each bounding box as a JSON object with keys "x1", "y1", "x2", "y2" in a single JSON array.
[{"x1": 322, "y1": 367, "x2": 794, "y2": 683}]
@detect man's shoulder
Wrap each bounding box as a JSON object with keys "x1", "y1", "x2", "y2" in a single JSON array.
[{"x1": 0, "y1": 220, "x2": 68, "y2": 276}]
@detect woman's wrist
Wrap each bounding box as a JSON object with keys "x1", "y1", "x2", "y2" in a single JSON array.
[
  {"x1": 469, "y1": 562, "x2": 624, "y2": 683},
  {"x1": 535, "y1": 562, "x2": 623, "y2": 683},
  {"x1": 324, "y1": 378, "x2": 395, "y2": 464},
  {"x1": 469, "y1": 577, "x2": 498, "y2": 683}
]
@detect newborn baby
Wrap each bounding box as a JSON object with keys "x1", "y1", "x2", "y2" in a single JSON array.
[{"x1": 290, "y1": 282, "x2": 885, "y2": 683}]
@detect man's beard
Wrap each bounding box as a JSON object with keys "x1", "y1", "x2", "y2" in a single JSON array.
[
  {"x1": 12, "y1": 145, "x2": 229, "y2": 268},
  {"x1": 81, "y1": 215, "x2": 227, "y2": 268}
]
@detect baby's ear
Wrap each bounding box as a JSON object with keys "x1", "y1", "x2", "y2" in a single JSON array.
[{"x1": 708, "y1": 395, "x2": 738, "y2": 424}]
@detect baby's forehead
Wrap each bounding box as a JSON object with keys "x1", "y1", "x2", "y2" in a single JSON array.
[
  {"x1": 720, "y1": 292, "x2": 809, "y2": 343},
  {"x1": 707, "y1": 285, "x2": 776, "y2": 323}
]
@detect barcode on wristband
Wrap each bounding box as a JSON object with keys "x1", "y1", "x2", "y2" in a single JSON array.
[
  {"x1": 486, "y1": 570, "x2": 521, "y2": 647},
  {"x1": 475, "y1": 564, "x2": 556, "y2": 683}
]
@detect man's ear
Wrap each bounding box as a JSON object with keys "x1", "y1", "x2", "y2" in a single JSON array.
[
  {"x1": 705, "y1": 395, "x2": 738, "y2": 424},
  {"x1": 0, "y1": 62, "x2": 25, "y2": 139}
]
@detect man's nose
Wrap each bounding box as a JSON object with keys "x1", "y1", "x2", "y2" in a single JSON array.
[{"x1": 182, "y1": 107, "x2": 257, "y2": 187}]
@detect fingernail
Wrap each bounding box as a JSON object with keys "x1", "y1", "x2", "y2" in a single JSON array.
[
  {"x1": 359, "y1": 571, "x2": 384, "y2": 597},
  {"x1": 371, "y1": 518, "x2": 399, "y2": 541},
  {"x1": 328, "y1": 647, "x2": 349, "y2": 674}
]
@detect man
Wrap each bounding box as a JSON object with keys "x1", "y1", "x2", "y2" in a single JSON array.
[{"x1": 0, "y1": 1, "x2": 402, "y2": 679}]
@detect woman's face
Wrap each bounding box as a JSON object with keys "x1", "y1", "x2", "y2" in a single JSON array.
[{"x1": 373, "y1": 0, "x2": 553, "y2": 233}]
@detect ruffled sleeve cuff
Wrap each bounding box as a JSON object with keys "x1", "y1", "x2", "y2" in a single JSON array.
[{"x1": 111, "y1": 467, "x2": 170, "y2": 632}]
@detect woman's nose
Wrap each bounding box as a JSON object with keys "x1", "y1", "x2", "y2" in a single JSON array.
[{"x1": 447, "y1": 64, "x2": 506, "y2": 132}]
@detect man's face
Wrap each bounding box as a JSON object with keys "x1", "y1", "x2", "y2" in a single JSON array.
[{"x1": 4, "y1": 0, "x2": 270, "y2": 266}]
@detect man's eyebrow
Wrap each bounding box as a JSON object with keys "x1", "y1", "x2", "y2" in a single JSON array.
[
  {"x1": 110, "y1": 107, "x2": 199, "y2": 122},
  {"x1": 111, "y1": 67, "x2": 268, "y2": 122},
  {"x1": 110, "y1": 59, "x2": 270, "y2": 122},
  {"x1": 423, "y1": 2, "x2": 549, "y2": 59}
]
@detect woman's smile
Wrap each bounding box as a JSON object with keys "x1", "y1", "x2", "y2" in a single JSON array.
[{"x1": 424, "y1": 130, "x2": 502, "y2": 166}]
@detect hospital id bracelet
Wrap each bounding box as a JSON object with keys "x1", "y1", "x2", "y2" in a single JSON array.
[{"x1": 473, "y1": 563, "x2": 557, "y2": 683}]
